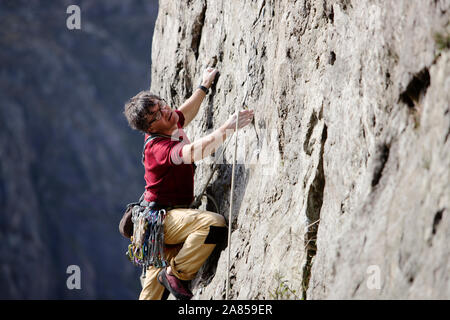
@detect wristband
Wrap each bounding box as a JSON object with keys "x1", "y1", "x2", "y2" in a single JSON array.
[{"x1": 198, "y1": 85, "x2": 209, "y2": 94}]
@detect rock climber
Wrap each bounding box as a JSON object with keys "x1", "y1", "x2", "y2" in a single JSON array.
[{"x1": 123, "y1": 67, "x2": 254, "y2": 300}]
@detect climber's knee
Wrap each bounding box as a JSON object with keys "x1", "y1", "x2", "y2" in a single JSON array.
[{"x1": 204, "y1": 225, "x2": 228, "y2": 244}]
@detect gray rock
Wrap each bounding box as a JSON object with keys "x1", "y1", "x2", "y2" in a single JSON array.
[{"x1": 150, "y1": 0, "x2": 449, "y2": 299}]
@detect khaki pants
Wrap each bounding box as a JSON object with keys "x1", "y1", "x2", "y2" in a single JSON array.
[{"x1": 139, "y1": 208, "x2": 226, "y2": 300}]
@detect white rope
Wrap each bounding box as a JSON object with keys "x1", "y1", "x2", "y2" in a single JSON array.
[{"x1": 226, "y1": 108, "x2": 239, "y2": 300}]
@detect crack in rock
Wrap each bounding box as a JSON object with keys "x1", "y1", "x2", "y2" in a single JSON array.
[{"x1": 302, "y1": 123, "x2": 327, "y2": 299}]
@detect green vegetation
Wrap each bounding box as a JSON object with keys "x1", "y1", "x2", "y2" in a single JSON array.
[
  {"x1": 270, "y1": 272, "x2": 301, "y2": 300},
  {"x1": 434, "y1": 31, "x2": 450, "y2": 51}
]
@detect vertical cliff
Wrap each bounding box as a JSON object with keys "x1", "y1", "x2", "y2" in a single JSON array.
[{"x1": 150, "y1": 0, "x2": 449, "y2": 299}]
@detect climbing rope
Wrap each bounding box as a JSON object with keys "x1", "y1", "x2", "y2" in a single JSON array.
[
  {"x1": 226, "y1": 104, "x2": 239, "y2": 301},
  {"x1": 224, "y1": 26, "x2": 264, "y2": 299},
  {"x1": 195, "y1": 3, "x2": 264, "y2": 298}
]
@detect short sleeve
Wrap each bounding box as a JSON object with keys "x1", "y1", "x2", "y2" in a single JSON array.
[
  {"x1": 170, "y1": 142, "x2": 185, "y2": 165},
  {"x1": 146, "y1": 139, "x2": 178, "y2": 166},
  {"x1": 146, "y1": 138, "x2": 187, "y2": 167}
]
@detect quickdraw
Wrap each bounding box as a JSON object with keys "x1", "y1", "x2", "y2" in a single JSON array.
[{"x1": 126, "y1": 208, "x2": 168, "y2": 270}]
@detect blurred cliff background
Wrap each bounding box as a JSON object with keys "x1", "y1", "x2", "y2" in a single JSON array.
[{"x1": 0, "y1": 0, "x2": 158, "y2": 299}]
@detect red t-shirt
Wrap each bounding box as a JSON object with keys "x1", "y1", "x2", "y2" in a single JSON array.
[{"x1": 143, "y1": 110, "x2": 194, "y2": 206}]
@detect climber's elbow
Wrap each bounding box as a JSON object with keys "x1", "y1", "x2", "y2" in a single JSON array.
[
  {"x1": 181, "y1": 143, "x2": 196, "y2": 164},
  {"x1": 180, "y1": 134, "x2": 221, "y2": 164}
]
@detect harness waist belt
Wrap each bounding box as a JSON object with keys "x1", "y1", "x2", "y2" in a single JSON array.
[{"x1": 140, "y1": 200, "x2": 187, "y2": 211}]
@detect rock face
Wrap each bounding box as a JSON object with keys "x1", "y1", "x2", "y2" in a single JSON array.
[{"x1": 150, "y1": 0, "x2": 449, "y2": 299}]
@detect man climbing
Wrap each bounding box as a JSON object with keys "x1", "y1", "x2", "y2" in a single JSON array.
[{"x1": 123, "y1": 67, "x2": 254, "y2": 300}]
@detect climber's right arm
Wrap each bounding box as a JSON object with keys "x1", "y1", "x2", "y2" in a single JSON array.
[{"x1": 176, "y1": 109, "x2": 254, "y2": 164}]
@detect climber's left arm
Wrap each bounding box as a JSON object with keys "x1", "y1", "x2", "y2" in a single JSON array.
[{"x1": 179, "y1": 67, "x2": 218, "y2": 127}]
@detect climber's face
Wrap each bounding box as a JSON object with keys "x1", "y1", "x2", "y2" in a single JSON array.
[{"x1": 147, "y1": 99, "x2": 179, "y2": 135}]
